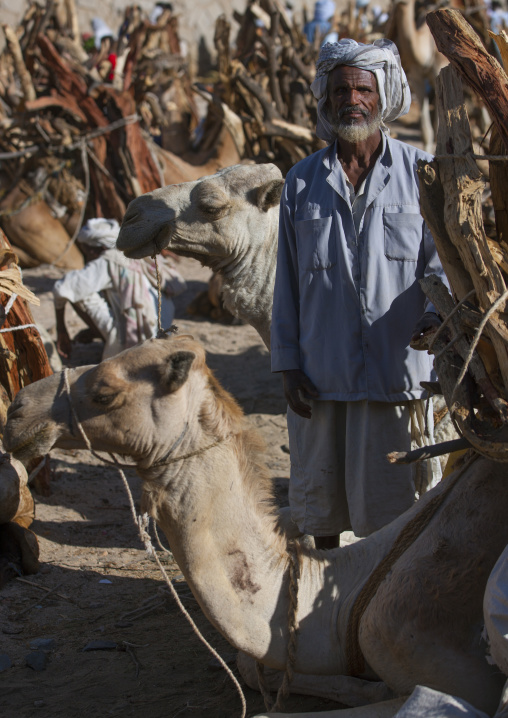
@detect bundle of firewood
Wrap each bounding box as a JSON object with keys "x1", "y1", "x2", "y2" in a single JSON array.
[
  {"x1": 211, "y1": 0, "x2": 380, "y2": 170},
  {"x1": 0, "y1": 0, "x2": 198, "y2": 267},
  {"x1": 0, "y1": 0, "x2": 386, "y2": 267},
  {"x1": 413, "y1": 9, "x2": 508, "y2": 460}
]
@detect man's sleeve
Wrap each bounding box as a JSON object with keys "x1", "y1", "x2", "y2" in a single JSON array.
[
  {"x1": 271, "y1": 172, "x2": 302, "y2": 372},
  {"x1": 422, "y1": 221, "x2": 450, "y2": 315},
  {"x1": 52, "y1": 256, "x2": 112, "y2": 305}
]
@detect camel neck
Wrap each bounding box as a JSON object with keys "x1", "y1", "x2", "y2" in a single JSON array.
[{"x1": 137, "y1": 442, "x2": 348, "y2": 673}]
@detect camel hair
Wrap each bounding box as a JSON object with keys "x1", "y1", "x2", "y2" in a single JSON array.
[{"x1": 4, "y1": 333, "x2": 508, "y2": 717}]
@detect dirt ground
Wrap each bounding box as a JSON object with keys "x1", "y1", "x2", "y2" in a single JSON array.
[{"x1": 0, "y1": 256, "x2": 343, "y2": 718}]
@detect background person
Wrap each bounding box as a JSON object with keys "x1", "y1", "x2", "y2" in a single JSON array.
[{"x1": 53, "y1": 218, "x2": 186, "y2": 360}]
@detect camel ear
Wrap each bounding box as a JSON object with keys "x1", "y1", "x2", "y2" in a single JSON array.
[
  {"x1": 256, "y1": 179, "x2": 284, "y2": 212},
  {"x1": 165, "y1": 351, "x2": 196, "y2": 393}
]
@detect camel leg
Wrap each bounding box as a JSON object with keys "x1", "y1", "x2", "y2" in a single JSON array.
[
  {"x1": 252, "y1": 697, "x2": 406, "y2": 718},
  {"x1": 237, "y1": 651, "x2": 395, "y2": 707}
]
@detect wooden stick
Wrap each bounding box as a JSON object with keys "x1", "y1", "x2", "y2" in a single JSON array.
[
  {"x1": 2, "y1": 23, "x2": 36, "y2": 104},
  {"x1": 387, "y1": 437, "x2": 471, "y2": 464},
  {"x1": 426, "y1": 8, "x2": 508, "y2": 152}
]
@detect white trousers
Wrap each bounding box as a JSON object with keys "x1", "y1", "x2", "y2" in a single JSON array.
[{"x1": 287, "y1": 399, "x2": 439, "y2": 538}]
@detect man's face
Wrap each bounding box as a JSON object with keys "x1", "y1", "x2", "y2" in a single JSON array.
[{"x1": 326, "y1": 65, "x2": 382, "y2": 142}]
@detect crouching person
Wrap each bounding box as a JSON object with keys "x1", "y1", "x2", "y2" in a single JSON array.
[{"x1": 53, "y1": 218, "x2": 186, "y2": 359}]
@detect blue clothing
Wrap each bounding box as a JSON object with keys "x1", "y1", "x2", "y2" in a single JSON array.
[
  {"x1": 304, "y1": 19, "x2": 332, "y2": 43},
  {"x1": 271, "y1": 134, "x2": 447, "y2": 402}
]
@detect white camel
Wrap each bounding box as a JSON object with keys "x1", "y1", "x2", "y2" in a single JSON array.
[
  {"x1": 4, "y1": 334, "x2": 508, "y2": 717},
  {"x1": 117, "y1": 163, "x2": 283, "y2": 349}
]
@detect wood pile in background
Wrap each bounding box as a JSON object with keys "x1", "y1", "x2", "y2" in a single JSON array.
[
  {"x1": 0, "y1": 228, "x2": 53, "y2": 494},
  {"x1": 415, "y1": 9, "x2": 508, "y2": 460},
  {"x1": 0, "y1": 0, "x2": 389, "y2": 268}
]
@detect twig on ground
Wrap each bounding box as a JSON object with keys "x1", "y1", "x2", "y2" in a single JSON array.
[{"x1": 13, "y1": 582, "x2": 65, "y2": 618}]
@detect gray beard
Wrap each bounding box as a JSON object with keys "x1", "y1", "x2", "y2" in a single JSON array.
[{"x1": 330, "y1": 108, "x2": 382, "y2": 143}]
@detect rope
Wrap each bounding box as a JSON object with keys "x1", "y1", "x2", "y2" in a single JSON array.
[
  {"x1": 48, "y1": 140, "x2": 90, "y2": 268},
  {"x1": 449, "y1": 289, "x2": 508, "y2": 410},
  {"x1": 153, "y1": 254, "x2": 163, "y2": 336},
  {"x1": 346, "y1": 452, "x2": 477, "y2": 676},
  {"x1": 427, "y1": 289, "x2": 477, "y2": 352},
  {"x1": 62, "y1": 369, "x2": 247, "y2": 718},
  {"x1": 256, "y1": 544, "x2": 300, "y2": 713},
  {"x1": 0, "y1": 290, "x2": 40, "y2": 336},
  {"x1": 0, "y1": 323, "x2": 38, "y2": 333}
]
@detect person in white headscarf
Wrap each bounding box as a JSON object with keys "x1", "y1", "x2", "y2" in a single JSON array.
[
  {"x1": 271, "y1": 39, "x2": 447, "y2": 548},
  {"x1": 53, "y1": 218, "x2": 186, "y2": 361}
]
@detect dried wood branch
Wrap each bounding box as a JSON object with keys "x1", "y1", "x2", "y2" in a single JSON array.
[{"x1": 427, "y1": 9, "x2": 508, "y2": 151}]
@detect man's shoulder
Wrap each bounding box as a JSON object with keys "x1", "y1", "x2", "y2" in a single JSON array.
[
  {"x1": 286, "y1": 144, "x2": 331, "y2": 180},
  {"x1": 386, "y1": 135, "x2": 433, "y2": 164}
]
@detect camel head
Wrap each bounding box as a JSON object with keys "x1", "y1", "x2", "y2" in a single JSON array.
[
  {"x1": 4, "y1": 334, "x2": 241, "y2": 469},
  {"x1": 117, "y1": 163, "x2": 284, "y2": 272}
]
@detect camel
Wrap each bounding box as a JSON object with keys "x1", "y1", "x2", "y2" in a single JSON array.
[
  {"x1": 0, "y1": 183, "x2": 84, "y2": 269},
  {"x1": 4, "y1": 333, "x2": 508, "y2": 717},
  {"x1": 118, "y1": 163, "x2": 283, "y2": 349},
  {"x1": 385, "y1": 0, "x2": 448, "y2": 152}
]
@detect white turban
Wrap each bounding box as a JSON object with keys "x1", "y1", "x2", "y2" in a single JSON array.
[
  {"x1": 310, "y1": 38, "x2": 411, "y2": 143},
  {"x1": 78, "y1": 218, "x2": 120, "y2": 250}
]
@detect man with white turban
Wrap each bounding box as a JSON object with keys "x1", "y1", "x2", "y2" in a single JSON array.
[
  {"x1": 271, "y1": 39, "x2": 447, "y2": 548},
  {"x1": 53, "y1": 218, "x2": 186, "y2": 360}
]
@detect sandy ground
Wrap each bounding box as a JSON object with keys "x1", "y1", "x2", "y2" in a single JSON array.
[{"x1": 0, "y1": 256, "x2": 344, "y2": 718}]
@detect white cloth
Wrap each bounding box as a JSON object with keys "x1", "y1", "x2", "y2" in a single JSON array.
[
  {"x1": 287, "y1": 398, "x2": 435, "y2": 537},
  {"x1": 393, "y1": 686, "x2": 490, "y2": 718},
  {"x1": 78, "y1": 218, "x2": 119, "y2": 250},
  {"x1": 485, "y1": 545, "x2": 508, "y2": 677},
  {"x1": 91, "y1": 17, "x2": 116, "y2": 50},
  {"x1": 53, "y1": 250, "x2": 180, "y2": 359},
  {"x1": 310, "y1": 38, "x2": 411, "y2": 143}
]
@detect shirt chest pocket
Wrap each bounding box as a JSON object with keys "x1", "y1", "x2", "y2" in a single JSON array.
[
  {"x1": 295, "y1": 215, "x2": 336, "y2": 271},
  {"x1": 384, "y1": 212, "x2": 422, "y2": 262}
]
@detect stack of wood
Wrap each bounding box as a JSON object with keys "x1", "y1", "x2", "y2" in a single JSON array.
[
  {"x1": 413, "y1": 9, "x2": 508, "y2": 461},
  {"x1": 0, "y1": 0, "x2": 197, "y2": 267},
  {"x1": 0, "y1": 228, "x2": 53, "y2": 493},
  {"x1": 0, "y1": 0, "x2": 394, "y2": 267},
  {"x1": 213, "y1": 0, "x2": 325, "y2": 170}
]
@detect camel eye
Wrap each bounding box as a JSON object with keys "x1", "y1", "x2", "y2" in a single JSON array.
[
  {"x1": 195, "y1": 183, "x2": 230, "y2": 219},
  {"x1": 93, "y1": 392, "x2": 118, "y2": 406},
  {"x1": 199, "y1": 199, "x2": 229, "y2": 219}
]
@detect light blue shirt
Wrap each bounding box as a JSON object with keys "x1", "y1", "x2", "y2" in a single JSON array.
[{"x1": 271, "y1": 134, "x2": 447, "y2": 402}]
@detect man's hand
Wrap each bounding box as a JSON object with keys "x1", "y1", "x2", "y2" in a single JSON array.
[
  {"x1": 282, "y1": 369, "x2": 319, "y2": 419},
  {"x1": 56, "y1": 329, "x2": 72, "y2": 359},
  {"x1": 411, "y1": 312, "x2": 442, "y2": 344}
]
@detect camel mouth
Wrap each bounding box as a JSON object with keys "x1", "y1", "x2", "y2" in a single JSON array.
[
  {"x1": 4, "y1": 421, "x2": 58, "y2": 463},
  {"x1": 117, "y1": 222, "x2": 173, "y2": 260}
]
